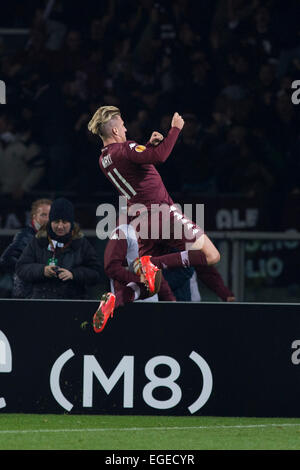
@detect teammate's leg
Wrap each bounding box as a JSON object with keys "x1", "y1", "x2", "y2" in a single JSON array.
[
  {"x1": 93, "y1": 280, "x2": 155, "y2": 333},
  {"x1": 189, "y1": 233, "x2": 220, "y2": 265}
]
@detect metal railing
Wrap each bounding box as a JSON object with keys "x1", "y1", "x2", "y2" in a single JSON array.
[{"x1": 207, "y1": 230, "x2": 300, "y2": 301}]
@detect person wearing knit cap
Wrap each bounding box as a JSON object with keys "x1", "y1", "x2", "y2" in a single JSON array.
[
  {"x1": 49, "y1": 197, "x2": 75, "y2": 231},
  {"x1": 16, "y1": 198, "x2": 102, "y2": 299}
]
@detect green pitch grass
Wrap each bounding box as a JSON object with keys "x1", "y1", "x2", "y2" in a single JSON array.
[{"x1": 1, "y1": 414, "x2": 300, "y2": 450}]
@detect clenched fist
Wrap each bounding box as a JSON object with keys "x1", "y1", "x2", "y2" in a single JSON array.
[
  {"x1": 171, "y1": 112, "x2": 184, "y2": 130},
  {"x1": 149, "y1": 131, "x2": 164, "y2": 146}
]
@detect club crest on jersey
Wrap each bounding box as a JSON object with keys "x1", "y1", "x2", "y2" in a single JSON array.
[{"x1": 135, "y1": 145, "x2": 146, "y2": 153}]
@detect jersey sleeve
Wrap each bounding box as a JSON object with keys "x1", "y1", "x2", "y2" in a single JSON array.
[{"x1": 125, "y1": 127, "x2": 180, "y2": 165}]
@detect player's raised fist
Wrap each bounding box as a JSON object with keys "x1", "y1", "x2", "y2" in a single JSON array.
[{"x1": 171, "y1": 112, "x2": 184, "y2": 130}]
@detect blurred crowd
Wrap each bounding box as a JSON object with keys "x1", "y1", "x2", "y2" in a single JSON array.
[{"x1": 1, "y1": 0, "x2": 300, "y2": 208}]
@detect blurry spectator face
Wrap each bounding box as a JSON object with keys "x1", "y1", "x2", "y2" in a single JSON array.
[
  {"x1": 0, "y1": 116, "x2": 9, "y2": 134},
  {"x1": 179, "y1": 23, "x2": 194, "y2": 46},
  {"x1": 280, "y1": 76, "x2": 293, "y2": 92},
  {"x1": 89, "y1": 49, "x2": 103, "y2": 63},
  {"x1": 234, "y1": 56, "x2": 249, "y2": 74},
  {"x1": 192, "y1": 61, "x2": 209, "y2": 82},
  {"x1": 228, "y1": 126, "x2": 246, "y2": 145},
  {"x1": 182, "y1": 115, "x2": 198, "y2": 138},
  {"x1": 160, "y1": 114, "x2": 172, "y2": 134},
  {"x1": 51, "y1": 219, "x2": 71, "y2": 237},
  {"x1": 30, "y1": 30, "x2": 46, "y2": 50},
  {"x1": 0, "y1": 115, "x2": 13, "y2": 135},
  {"x1": 255, "y1": 8, "x2": 270, "y2": 30},
  {"x1": 137, "y1": 110, "x2": 148, "y2": 123},
  {"x1": 259, "y1": 64, "x2": 274, "y2": 85},
  {"x1": 33, "y1": 204, "x2": 51, "y2": 228},
  {"x1": 142, "y1": 93, "x2": 158, "y2": 110},
  {"x1": 63, "y1": 80, "x2": 80, "y2": 97},
  {"x1": 276, "y1": 95, "x2": 294, "y2": 119},
  {"x1": 140, "y1": 0, "x2": 153, "y2": 9},
  {"x1": 66, "y1": 31, "x2": 81, "y2": 52},
  {"x1": 21, "y1": 107, "x2": 34, "y2": 121},
  {"x1": 33, "y1": 8, "x2": 44, "y2": 24},
  {"x1": 91, "y1": 19, "x2": 102, "y2": 40}
]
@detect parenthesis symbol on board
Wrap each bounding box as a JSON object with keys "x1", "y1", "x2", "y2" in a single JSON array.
[
  {"x1": 188, "y1": 351, "x2": 213, "y2": 414},
  {"x1": 50, "y1": 348, "x2": 74, "y2": 411}
]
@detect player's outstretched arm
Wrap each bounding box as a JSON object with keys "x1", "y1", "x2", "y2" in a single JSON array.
[{"x1": 126, "y1": 112, "x2": 184, "y2": 165}]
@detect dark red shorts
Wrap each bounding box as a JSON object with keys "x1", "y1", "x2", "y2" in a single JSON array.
[{"x1": 128, "y1": 204, "x2": 204, "y2": 257}]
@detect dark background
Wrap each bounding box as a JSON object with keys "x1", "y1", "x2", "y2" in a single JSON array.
[
  {"x1": 0, "y1": 0, "x2": 300, "y2": 302},
  {"x1": 0, "y1": 0, "x2": 300, "y2": 227}
]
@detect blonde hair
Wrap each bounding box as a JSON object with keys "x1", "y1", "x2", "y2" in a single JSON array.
[
  {"x1": 88, "y1": 106, "x2": 121, "y2": 138},
  {"x1": 31, "y1": 198, "x2": 52, "y2": 217}
]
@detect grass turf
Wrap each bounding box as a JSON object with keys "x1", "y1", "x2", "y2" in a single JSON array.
[{"x1": 1, "y1": 414, "x2": 300, "y2": 450}]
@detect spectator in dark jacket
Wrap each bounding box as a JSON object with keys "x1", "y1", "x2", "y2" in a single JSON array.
[
  {"x1": 0, "y1": 198, "x2": 52, "y2": 297},
  {"x1": 16, "y1": 197, "x2": 102, "y2": 299}
]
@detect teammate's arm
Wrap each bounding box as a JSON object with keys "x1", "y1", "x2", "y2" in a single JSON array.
[{"x1": 104, "y1": 230, "x2": 141, "y2": 285}]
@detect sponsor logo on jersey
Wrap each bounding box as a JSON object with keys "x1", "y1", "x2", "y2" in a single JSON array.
[{"x1": 135, "y1": 145, "x2": 146, "y2": 153}]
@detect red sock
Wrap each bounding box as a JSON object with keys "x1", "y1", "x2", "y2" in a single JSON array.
[
  {"x1": 151, "y1": 250, "x2": 207, "y2": 270},
  {"x1": 188, "y1": 249, "x2": 208, "y2": 267},
  {"x1": 115, "y1": 286, "x2": 135, "y2": 308},
  {"x1": 150, "y1": 252, "x2": 182, "y2": 269}
]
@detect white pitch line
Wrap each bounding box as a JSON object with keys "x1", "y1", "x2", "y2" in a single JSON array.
[{"x1": 1, "y1": 423, "x2": 300, "y2": 435}]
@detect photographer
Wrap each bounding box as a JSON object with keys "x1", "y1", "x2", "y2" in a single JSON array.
[{"x1": 16, "y1": 197, "x2": 102, "y2": 299}]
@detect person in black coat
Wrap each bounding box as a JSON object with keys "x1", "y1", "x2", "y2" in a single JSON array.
[
  {"x1": 16, "y1": 198, "x2": 102, "y2": 299},
  {"x1": 0, "y1": 198, "x2": 52, "y2": 298}
]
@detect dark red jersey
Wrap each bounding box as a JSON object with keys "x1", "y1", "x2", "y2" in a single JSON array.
[{"x1": 98, "y1": 127, "x2": 180, "y2": 208}]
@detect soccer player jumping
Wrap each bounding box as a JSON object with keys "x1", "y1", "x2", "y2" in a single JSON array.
[{"x1": 88, "y1": 106, "x2": 228, "y2": 332}]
